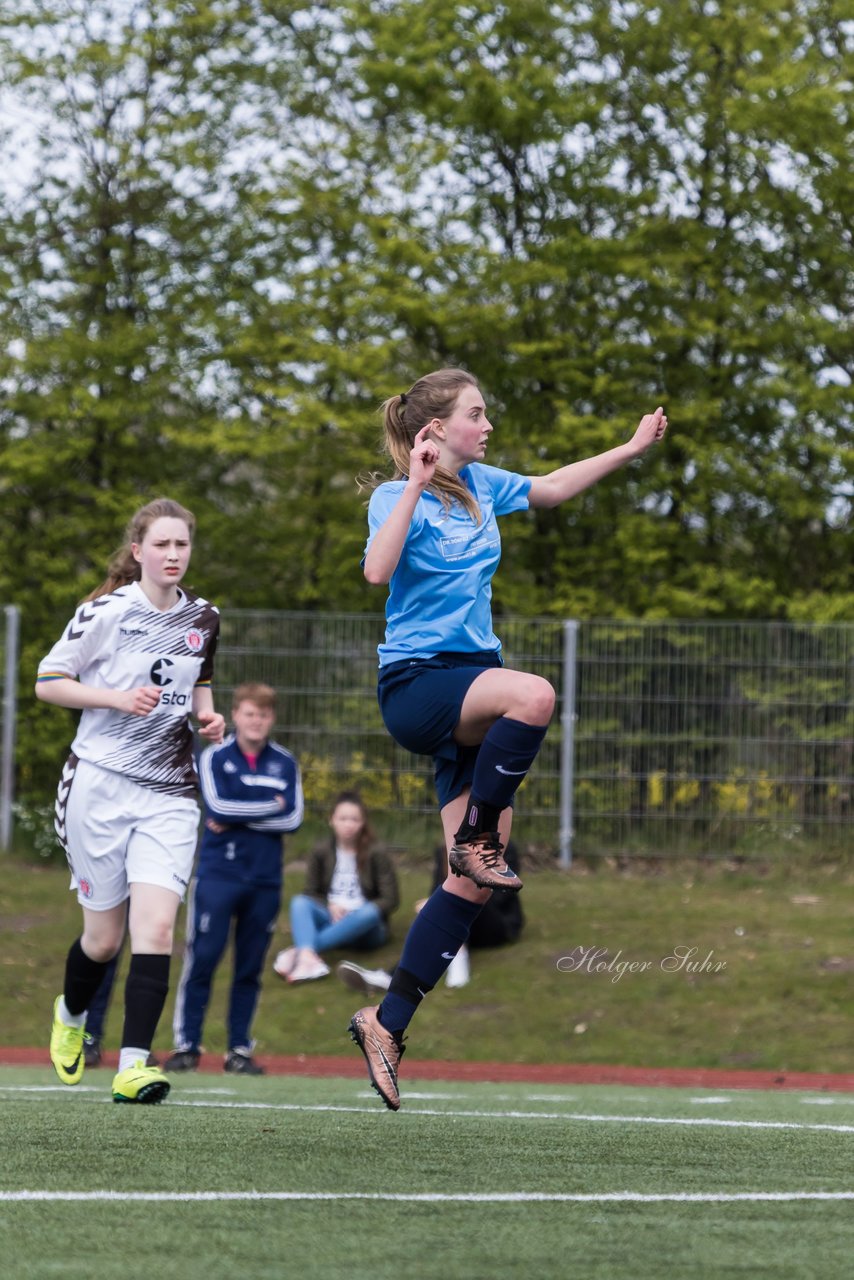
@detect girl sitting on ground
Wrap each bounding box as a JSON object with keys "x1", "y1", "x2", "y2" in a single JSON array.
[{"x1": 274, "y1": 792, "x2": 399, "y2": 984}]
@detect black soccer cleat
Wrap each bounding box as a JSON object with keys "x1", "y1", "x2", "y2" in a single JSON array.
[
  {"x1": 224, "y1": 1048, "x2": 265, "y2": 1076},
  {"x1": 163, "y1": 1048, "x2": 201, "y2": 1073}
]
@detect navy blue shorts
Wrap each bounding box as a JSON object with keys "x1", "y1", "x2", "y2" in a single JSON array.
[{"x1": 378, "y1": 651, "x2": 503, "y2": 810}]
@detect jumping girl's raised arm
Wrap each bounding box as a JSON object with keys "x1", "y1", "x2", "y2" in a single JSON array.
[
  {"x1": 527, "y1": 406, "x2": 667, "y2": 509},
  {"x1": 364, "y1": 425, "x2": 440, "y2": 585}
]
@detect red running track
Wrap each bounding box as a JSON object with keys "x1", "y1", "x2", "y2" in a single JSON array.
[{"x1": 2, "y1": 1046, "x2": 853, "y2": 1093}]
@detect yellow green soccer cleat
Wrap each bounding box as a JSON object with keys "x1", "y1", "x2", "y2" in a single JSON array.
[
  {"x1": 50, "y1": 996, "x2": 85, "y2": 1085},
  {"x1": 112, "y1": 1060, "x2": 171, "y2": 1105}
]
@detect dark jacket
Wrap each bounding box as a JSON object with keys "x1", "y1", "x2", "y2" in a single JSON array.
[
  {"x1": 304, "y1": 840, "x2": 400, "y2": 922},
  {"x1": 197, "y1": 735, "x2": 303, "y2": 888}
]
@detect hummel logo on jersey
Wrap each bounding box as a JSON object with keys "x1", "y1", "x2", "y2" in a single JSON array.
[
  {"x1": 66, "y1": 615, "x2": 92, "y2": 642},
  {"x1": 119, "y1": 627, "x2": 148, "y2": 638},
  {"x1": 495, "y1": 764, "x2": 527, "y2": 775}
]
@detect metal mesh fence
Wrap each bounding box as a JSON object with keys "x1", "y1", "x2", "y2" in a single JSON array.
[
  {"x1": 573, "y1": 621, "x2": 853, "y2": 859},
  {"x1": 214, "y1": 612, "x2": 561, "y2": 841},
  {"x1": 216, "y1": 612, "x2": 853, "y2": 860}
]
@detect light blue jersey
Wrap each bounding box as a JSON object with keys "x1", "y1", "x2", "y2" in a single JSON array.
[{"x1": 366, "y1": 463, "x2": 532, "y2": 666}]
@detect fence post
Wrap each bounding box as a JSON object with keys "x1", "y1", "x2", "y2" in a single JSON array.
[
  {"x1": 558, "y1": 619, "x2": 578, "y2": 869},
  {"x1": 1, "y1": 604, "x2": 20, "y2": 851}
]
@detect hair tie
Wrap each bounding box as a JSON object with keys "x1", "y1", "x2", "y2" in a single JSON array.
[{"x1": 399, "y1": 392, "x2": 408, "y2": 406}]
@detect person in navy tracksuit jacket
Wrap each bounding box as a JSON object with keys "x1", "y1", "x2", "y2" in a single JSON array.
[{"x1": 166, "y1": 682, "x2": 303, "y2": 1075}]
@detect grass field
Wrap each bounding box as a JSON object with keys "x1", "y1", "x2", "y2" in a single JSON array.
[
  {"x1": 1, "y1": 1066, "x2": 852, "y2": 1280},
  {"x1": 2, "y1": 855, "x2": 853, "y2": 1073}
]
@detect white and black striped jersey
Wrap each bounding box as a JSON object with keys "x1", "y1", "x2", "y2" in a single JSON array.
[{"x1": 38, "y1": 581, "x2": 220, "y2": 797}]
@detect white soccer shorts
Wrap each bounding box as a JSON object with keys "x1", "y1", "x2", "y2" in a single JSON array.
[{"x1": 54, "y1": 755, "x2": 200, "y2": 910}]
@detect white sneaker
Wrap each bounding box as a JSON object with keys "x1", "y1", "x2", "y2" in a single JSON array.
[
  {"x1": 273, "y1": 947, "x2": 297, "y2": 979},
  {"x1": 444, "y1": 945, "x2": 471, "y2": 988},
  {"x1": 288, "y1": 953, "x2": 331, "y2": 984},
  {"x1": 336, "y1": 961, "x2": 393, "y2": 996}
]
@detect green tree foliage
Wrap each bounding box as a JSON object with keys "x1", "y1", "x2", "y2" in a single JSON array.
[
  {"x1": 0, "y1": 0, "x2": 298, "y2": 786},
  {"x1": 321, "y1": 0, "x2": 853, "y2": 619},
  {"x1": 1, "y1": 1, "x2": 851, "y2": 795}
]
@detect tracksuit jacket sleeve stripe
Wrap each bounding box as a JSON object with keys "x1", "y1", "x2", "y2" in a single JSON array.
[
  {"x1": 200, "y1": 741, "x2": 290, "y2": 821},
  {"x1": 248, "y1": 749, "x2": 304, "y2": 832}
]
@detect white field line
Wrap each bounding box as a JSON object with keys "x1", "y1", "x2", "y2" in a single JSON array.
[
  {"x1": 1, "y1": 1086, "x2": 854, "y2": 1133},
  {"x1": 0, "y1": 1086, "x2": 102, "y2": 1093},
  {"x1": 1, "y1": 1190, "x2": 853, "y2": 1204},
  {"x1": 3, "y1": 1084, "x2": 852, "y2": 1108},
  {"x1": 169, "y1": 1100, "x2": 854, "y2": 1134}
]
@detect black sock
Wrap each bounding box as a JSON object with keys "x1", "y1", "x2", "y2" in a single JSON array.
[
  {"x1": 121, "y1": 953, "x2": 170, "y2": 1052},
  {"x1": 64, "y1": 937, "x2": 113, "y2": 1018},
  {"x1": 454, "y1": 796, "x2": 502, "y2": 842}
]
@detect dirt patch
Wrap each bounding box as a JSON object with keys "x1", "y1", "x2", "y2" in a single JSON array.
[{"x1": 0, "y1": 916, "x2": 48, "y2": 933}]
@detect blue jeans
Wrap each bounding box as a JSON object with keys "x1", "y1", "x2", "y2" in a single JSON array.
[{"x1": 289, "y1": 895, "x2": 387, "y2": 953}]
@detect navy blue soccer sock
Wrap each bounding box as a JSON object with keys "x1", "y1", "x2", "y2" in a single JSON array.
[
  {"x1": 456, "y1": 717, "x2": 549, "y2": 840},
  {"x1": 377, "y1": 888, "x2": 485, "y2": 1035}
]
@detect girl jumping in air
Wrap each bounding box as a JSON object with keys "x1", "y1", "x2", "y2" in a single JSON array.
[
  {"x1": 37, "y1": 498, "x2": 225, "y2": 1104},
  {"x1": 348, "y1": 369, "x2": 666, "y2": 1109}
]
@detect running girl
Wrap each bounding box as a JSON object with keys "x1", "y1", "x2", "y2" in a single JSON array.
[{"x1": 37, "y1": 497, "x2": 225, "y2": 1104}]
